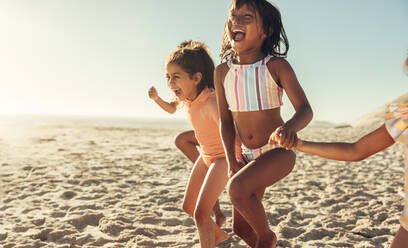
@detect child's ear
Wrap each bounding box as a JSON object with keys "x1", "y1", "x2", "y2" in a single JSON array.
[{"x1": 193, "y1": 72, "x2": 202, "y2": 86}]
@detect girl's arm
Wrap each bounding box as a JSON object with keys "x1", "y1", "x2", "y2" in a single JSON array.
[
  {"x1": 214, "y1": 64, "x2": 240, "y2": 176},
  {"x1": 269, "y1": 59, "x2": 313, "y2": 148},
  {"x1": 148, "y1": 86, "x2": 178, "y2": 114},
  {"x1": 296, "y1": 124, "x2": 395, "y2": 161}
]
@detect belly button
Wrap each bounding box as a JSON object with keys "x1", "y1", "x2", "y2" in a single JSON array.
[{"x1": 248, "y1": 135, "x2": 253, "y2": 140}]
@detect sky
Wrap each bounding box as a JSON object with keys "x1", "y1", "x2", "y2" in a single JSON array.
[{"x1": 0, "y1": 0, "x2": 407, "y2": 123}]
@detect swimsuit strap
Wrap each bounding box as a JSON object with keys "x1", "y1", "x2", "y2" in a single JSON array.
[
  {"x1": 227, "y1": 60, "x2": 233, "y2": 68},
  {"x1": 262, "y1": 54, "x2": 273, "y2": 65}
]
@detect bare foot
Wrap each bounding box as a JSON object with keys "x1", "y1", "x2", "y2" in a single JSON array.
[
  {"x1": 215, "y1": 228, "x2": 229, "y2": 245},
  {"x1": 215, "y1": 214, "x2": 226, "y2": 227},
  {"x1": 256, "y1": 231, "x2": 277, "y2": 248}
]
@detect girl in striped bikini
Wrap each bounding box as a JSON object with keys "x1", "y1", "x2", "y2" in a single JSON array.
[
  {"x1": 214, "y1": 0, "x2": 313, "y2": 247},
  {"x1": 272, "y1": 56, "x2": 408, "y2": 248}
]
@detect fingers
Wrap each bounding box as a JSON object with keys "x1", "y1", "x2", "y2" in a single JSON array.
[
  {"x1": 269, "y1": 126, "x2": 282, "y2": 146},
  {"x1": 148, "y1": 86, "x2": 158, "y2": 99},
  {"x1": 228, "y1": 160, "x2": 244, "y2": 177},
  {"x1": 276, "y1": 126, "x2": 298, "y2": 149}
]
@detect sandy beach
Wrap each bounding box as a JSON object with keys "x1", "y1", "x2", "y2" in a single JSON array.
[{"x1": 0, "y1": 110, "x2": 405, "y2": 248}]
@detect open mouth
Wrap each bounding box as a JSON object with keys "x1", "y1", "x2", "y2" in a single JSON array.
[
  {"x1": 232, "y1": 28, "x2": 246, "y2": 42},
  {"x1": 173, "y1": 89, "x2": 182, "y2": 97}
]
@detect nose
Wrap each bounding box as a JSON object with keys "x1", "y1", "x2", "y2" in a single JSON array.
[
  {"x1": 229, "y1": 15, "x2": 243, "y2": 25},
  {"x1": 167, "y1": 79, "x2": 176, "y2": 88}
]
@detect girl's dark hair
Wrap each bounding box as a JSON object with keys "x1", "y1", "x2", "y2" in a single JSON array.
[
  {"x1": 166, "y1": 40, "x2": 215, "y2": 94},
  {"x1": 220, "y1": 0, "x2": 289, "y2": 62}
]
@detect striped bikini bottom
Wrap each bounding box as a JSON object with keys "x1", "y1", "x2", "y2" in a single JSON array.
[{"x1": 241, "y1": 142, "x2": 281, "y2": 163}]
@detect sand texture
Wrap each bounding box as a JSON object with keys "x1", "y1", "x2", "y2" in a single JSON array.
[{"x1": 0, "y1": 119, "x2": 405, "y2": 248}]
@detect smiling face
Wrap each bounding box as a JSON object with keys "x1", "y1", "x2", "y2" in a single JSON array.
[
  {"x1": 227, "y1": 3, "x2": 267, "y2": 55},
  {"x1": 166, "y1": 62, "x2": 200, "y2": 101}
]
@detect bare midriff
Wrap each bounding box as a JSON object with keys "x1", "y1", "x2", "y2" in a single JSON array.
[{"x1": 232, "y1": 108, "x2": 283, "y2": 149}]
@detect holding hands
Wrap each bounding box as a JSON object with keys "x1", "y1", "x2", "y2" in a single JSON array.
[{"x1": 269, "y1": 125, "x2": 301, "y2": 149}]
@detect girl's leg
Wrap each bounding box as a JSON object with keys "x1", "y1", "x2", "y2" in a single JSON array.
[
  {"x1": 194, "y1": 158, "x2": 230, "y2": 247},
  {"x1": 175, "y1": 130, "x2": 226, "y2": 226},
  {"x1": 390, "y1": 226, "x2": 408, "y2": 248},
  {"x1": 174, "y1": 130, "x2": 200, "y2": 162},
  {"x1": 182, "y1": 157, "x2": 208, "y2": 216},
  {"x1": 228, "y1": 149, "x2": 296, "y2": 248},
  {"x1": 212, "y1": 199, "x2": 226, "y2": 227},
  {"x1": 233, "y1": 189, "x2": 265, "y2": 248}
]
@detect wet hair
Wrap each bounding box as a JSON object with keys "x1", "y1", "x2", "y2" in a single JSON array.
[
  {"x1": 220, "y1": 0, "x2": 289, "y2": 62},
  {"x1": 166, "y1": 40, "x2": 215, "y2": 94}
]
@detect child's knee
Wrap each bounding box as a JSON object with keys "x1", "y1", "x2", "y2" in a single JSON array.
[
  {"x1": 228, "y1": 177, "x2": 245, "y2": 202},
  {"x1": 182, "y1": 202, "x2": 194, "y2": 216},
  {"x1": 194, "y1": 206, "x2": 211, "y2": 224},
  {"x1": 174, "y1": 133, "x2": 187, "y2": 148}
]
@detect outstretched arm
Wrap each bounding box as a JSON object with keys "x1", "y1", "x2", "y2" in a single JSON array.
[
  {"x1": 295, "y1": 124, "x2": 395, "y2": 161},
  {"x1": 148, "y1": 86, "x2": 178, "y2": 114}
]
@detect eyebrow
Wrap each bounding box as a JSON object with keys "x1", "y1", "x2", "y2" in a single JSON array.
[{"x1": 166, "y1": 72, "x2": 182, "y2": 77}]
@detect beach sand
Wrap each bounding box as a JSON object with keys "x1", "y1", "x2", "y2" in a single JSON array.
[{"x1": 0, "y1": 109, "x2": 405, "y2": 247}]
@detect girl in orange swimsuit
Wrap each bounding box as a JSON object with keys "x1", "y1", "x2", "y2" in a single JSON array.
[
  {"x1": 147, "y1": 86, "x2": 226, "y2": 227},
  {"x1": 164, "y1": 40, "x2": 241, "y2": 247}
]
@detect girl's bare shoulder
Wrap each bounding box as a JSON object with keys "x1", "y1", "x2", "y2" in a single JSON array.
[
  {"x1": 266, "y1": 57, "x2": 291, "y2": 71},
  {"x1": 214, "y1": 62, "x2": 230, "y2": 85}
]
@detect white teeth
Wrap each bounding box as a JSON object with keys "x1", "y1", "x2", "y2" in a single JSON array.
[{"x1": 233, "y1": 29, "x2": 245, "y2": 33}]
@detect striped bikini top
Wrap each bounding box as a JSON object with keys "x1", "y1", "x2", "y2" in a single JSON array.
[{"x1": 224, "y1": 55, "x2": 283, "y2": 112}]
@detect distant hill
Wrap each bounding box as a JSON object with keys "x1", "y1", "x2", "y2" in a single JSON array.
[{"x1": 353, "y1": 92, "x2": 408, "y2": 127}]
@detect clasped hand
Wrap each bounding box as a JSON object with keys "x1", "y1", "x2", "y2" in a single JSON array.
[
  {"x1": 228, "y1": 160, "x2": 245, "y2": 178},
  {"x1": 269, "y1": 125, "x2": 298, "y2": 149}
]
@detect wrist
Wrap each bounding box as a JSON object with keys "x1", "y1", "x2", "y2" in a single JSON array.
[{"x1": 282, "y1": 121, "x2": 295, "y2": 131}]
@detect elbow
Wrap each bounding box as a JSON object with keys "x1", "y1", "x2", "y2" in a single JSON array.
[
  {"x1": 305, "y1": 105, "x2": 313, "y2": 124},
  {"x1": 347, "y1": 144, "x2": 368, "y2": 162},
  {"x1": 350, "y1": 153, "x2": 370, "y2": 162},
  {"x1": 167, "y1": 108, "x2": 177, "y2": 114}
]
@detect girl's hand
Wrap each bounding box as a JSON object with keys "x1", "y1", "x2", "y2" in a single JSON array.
[
  {"x1": 269, "y1": 127, "x2": 281, "y2": 146},
  {"x1": 269, "y1": 125, "x2": 298, "y2": 149},
  {"x1": 148, "y1": 86, "x2": 159, "y2": 100},
  {"x1": 228, "y1": 160, "x2": 244, "y2": 178}
]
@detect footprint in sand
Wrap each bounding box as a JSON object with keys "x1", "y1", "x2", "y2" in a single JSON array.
[
  {"x1": 300, "y1": 228, "x2": 336, "y2": 241},
  {"x1": 61, "y1": 191, "x2": 77, "y2": 200},
  {"x1": 69, "y1": 212, "x2": 104, "y2": 229},
  {"x1": 0, "y1": 232, "x2": 7, "y2": 241},
  {"x1": 32, "y1": 218, "x2": 45, "y2": 226},
  {"x1": 280, "y1": 226, "x2": 305, "y2": 239},
  {"x1": 98, "y1": 217, "x2": 127, "y2": 237}
]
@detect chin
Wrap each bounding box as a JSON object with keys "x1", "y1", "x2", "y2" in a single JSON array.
[
  {"x1": 231, "y1": 42, "x2": 245, "y2": 54},
  {"x1": 177, "y1": 95, "x2": 186, "y2": 101}
]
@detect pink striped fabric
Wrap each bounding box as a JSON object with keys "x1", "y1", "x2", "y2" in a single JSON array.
[{"x1": 224, "y1": 55, "x2": 283, "y2": 112}]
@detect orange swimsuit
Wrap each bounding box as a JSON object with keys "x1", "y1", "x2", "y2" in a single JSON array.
[{"x1": 186, "y1": 87, "x2": 241, "y2": 167}]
